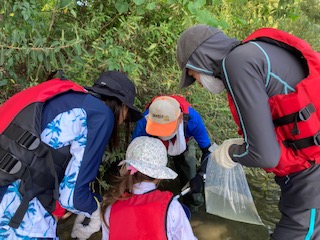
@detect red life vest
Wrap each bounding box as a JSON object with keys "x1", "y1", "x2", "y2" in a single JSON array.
[
  {"x1": 0, "y1": 78, "x2": 86, "y2": 227},
  {"x1": 228, "y1": 28, "x2": 320, "y2": 176},
  {"x1": 109, "y1": 190, "x2": 173, "y2": 240}
]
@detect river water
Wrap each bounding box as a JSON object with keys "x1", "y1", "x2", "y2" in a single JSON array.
[{"x1": 57, "y1": 170, "x2": 280, "y2": 240}]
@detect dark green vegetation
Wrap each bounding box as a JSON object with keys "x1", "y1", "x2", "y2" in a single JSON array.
[{"x1": 1, "y1": 0, "x2": 320, "y2": 189}]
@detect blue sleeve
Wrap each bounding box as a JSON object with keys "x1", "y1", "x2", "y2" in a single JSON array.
[
  {"x1": 42, "y1": 93, "x2": 113, "y2": 214},
  {"x1": 186, "y1": 107, "x2": 211, "y2": 149},
  {"x1": 131, "y1": 110, "x2": 149, "y2": 140},
  {"x1": 73, "y1": 98, "x2": 114, "y2": 213}
]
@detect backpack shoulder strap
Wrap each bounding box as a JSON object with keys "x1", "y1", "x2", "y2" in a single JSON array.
[{"x1": 0, "y1": 78, "x2": 86, "y2": 133}]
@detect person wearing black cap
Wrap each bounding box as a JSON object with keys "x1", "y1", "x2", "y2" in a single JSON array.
[
  {"x1": 176, "y1": 25, "x2": 320, "y2": 239},
  {"x1": 0, "y1": 71, "x2": 141, "y2": 239}
]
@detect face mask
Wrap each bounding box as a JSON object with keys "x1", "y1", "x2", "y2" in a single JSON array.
[
  {"x1": 200, "y1": 73, "x2": 225, "y2": 94},
  {"x1": 159, "y1": 132, "x2": 177, "y2": 141}
]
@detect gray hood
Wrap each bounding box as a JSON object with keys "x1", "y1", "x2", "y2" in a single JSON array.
[{"x1": 177, "y1": 25, "x2": 240, "y2": 88}]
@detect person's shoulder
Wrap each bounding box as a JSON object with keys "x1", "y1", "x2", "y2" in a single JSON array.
[
  {"x1": 187, "y1": 107, "x2": 202, "y2": 120},
  {"x1": 82, "y1": 95, "x2": 114, "y2": 119},
  {"x1": 228, "y1": 40, "x2": 273, "y2": 60}
]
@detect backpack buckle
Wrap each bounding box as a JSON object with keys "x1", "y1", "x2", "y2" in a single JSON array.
[
  {"x1": 0, "y1": 150, "x2": 22, "y2": 174},
  {"x1": 16, "y1": 131, "x2": 40, "y2": 151}
]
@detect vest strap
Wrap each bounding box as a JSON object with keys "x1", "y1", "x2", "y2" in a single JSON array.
[
  {"x1": 273, "y1": 103, "x2": 315, "y2": 129},
  {"x1": 273, "y1": 103, "x2": 315, "y2": 136},
  {"x1": 283, "y1": 131, "x2": 320, "y2": 150}
]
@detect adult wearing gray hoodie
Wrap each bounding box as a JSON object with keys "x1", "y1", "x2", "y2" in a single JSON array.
[{"x1": 176, "y1": 24, "x2": 320, "y2": 239}]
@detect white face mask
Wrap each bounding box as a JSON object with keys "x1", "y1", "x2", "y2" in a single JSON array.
[
  {"x1": 200, "y1": 73, "x2": 225, "y2": 94},
  {"x1": 159, "y1": 132, "x2": 177, "y2": 141}
]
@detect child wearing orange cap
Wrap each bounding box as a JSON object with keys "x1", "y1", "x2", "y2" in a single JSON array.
[{"x1": 132, "y1": 95, "x2": 212, "y2": 211}]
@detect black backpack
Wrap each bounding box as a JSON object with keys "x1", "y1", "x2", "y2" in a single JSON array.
[{"x1": 0, "y1": 78, "x2": 86, "y2": 228}]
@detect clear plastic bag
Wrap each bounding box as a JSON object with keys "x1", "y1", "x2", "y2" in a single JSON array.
[{"x1": 205, "y1": 149, "x2": 264, "y2": 225}]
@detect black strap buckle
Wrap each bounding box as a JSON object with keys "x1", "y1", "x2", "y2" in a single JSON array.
[
  {"x1": 299, "y1": 104, "x2": 315, "y2": 121},
  {"x1": 273, "y1": 103, "x2": 315, "y2": 128},
  {"x1": 16, "y1": 130, "x2": 40, "y2": 151},
  {"x1": 4, "y1": 124, "x2": 41, "y2": 151},
  {"x1": 313, "y1": 131, "x2": 320, "y2": 146},
  {"x1": 0, "y1": 149, "x2": 22, "y2": 174},
  {"x1": 283, "y1": 131, "x2": 320, "y2": 151}
]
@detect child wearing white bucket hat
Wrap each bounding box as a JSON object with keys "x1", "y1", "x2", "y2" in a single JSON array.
[{"x1": 101, "y1": 136, "x2": 197, "y2": 240}]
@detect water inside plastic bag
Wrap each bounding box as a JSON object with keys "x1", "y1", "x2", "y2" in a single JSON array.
[{"x1": 205, "y1": 147, "x2": 264, "y2": 225}]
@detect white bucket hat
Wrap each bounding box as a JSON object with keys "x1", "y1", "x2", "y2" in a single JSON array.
[{"x1": 119, "y1": 136, "x2": 178, "y2": 180}]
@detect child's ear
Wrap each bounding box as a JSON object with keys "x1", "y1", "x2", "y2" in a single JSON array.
[{"x1": 119, "y1": 164, "x2": 127, "y2": 176}]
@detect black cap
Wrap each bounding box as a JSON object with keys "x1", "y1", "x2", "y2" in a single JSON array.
[{"x1": 85, "y1": 71, "x2": 142, "y2": 122}]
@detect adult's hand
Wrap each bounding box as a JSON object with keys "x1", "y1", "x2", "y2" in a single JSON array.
[
  {"x1": 212, "y1": 138, "x2": 244, "y2": 168},
  {"x1": 71, "y1": 199, "x2": 101, "y2": 240}
]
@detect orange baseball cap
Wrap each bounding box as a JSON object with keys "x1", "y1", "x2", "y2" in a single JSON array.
[{"x1": 146, "y1": 96, "x2": 181, "y2": 137}]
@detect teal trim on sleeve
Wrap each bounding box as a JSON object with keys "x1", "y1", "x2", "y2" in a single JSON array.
[
  {"x1": 305, "y1": 208, "x2": 316, "y2": 240},
  {"x1": 250, "y1": 42, "x2": 271, "y2": 88},
  {"x1": 250, "y1": 42, "x2": 295, "y2": 94},
  {"x1": 222, "y1": 58, "x2": 249, "y2": 158}
]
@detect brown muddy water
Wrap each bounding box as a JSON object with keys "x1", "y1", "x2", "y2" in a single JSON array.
[{"x1": 57, "y1": 172, "x2": 280, "y2": 240}]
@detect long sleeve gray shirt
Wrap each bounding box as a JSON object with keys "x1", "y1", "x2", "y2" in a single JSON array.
[{"x1": 223, "y1": 40, "x2": 307, "y2": 169}]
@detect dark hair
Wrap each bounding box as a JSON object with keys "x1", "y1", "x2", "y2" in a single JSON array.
[
  {"x1": 103, "y1": 96, "x2": 131, "y2": 149},
  {"x1": 101, "y1": 170, "x2": 156, "y2": 228}
]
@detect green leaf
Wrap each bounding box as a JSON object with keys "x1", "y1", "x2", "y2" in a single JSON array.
[
  {"x1": 115, "y1": 1, "x2": 129, "y2": 14},
  {"x1": 0, "y1": 79, "x2": 8, "y2": 87},
  {"x1": 58, "y1": 53, "x2": 65, "y2": 66},
  {"x1": 0, "y1": 47, "x2": 4, "y2": 66},
  {"x1": 70, "y1": 9, "x2": 77, "y2": 18},
  {"x1": 187, "y1": 2, "x2": 198, "y2": 14},
  {"x1": 74, "y1": 43, "x2": 82, "y2": 55},
  {"x1": 146, "y1": 43, "x2": 157, "y2": 51},
  {"x1": 133, "y1": 0, "x2": 145, "y2": 6},
  {"x1": 136, "y1": 6, "x2": 145, "y2": 15},
  {"x1": 218, "y1": 20, "x2": 230, "y2": 29},
  {"x1": 7, "y1": 57, "x2": 13, "y2": 68},
  {"x1": 5, "y1": 49, "x2": 14, "y2": 56},
  {"x1": 146, "y1": 3, "x2": 156, "y2": 10},
  {"x1": 49, "y1": 52, "x2": 57, "y2": 67},
  {"x1": 60, "y1": 0, "x2": 72, "y2": 8},
  {"x1": 194, "y1": 0, "x2": 206, "y2": 8},
  {"x1": 37, "y1": 53, "x2": 44, "y2": 62},
  {"x1": 44, "y1": 58, "x2": 51, "y2": 71}
]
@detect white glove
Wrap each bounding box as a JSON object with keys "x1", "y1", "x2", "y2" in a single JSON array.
[
  {"x1": 71, "y1": 199, "x2": 101, "y2": 240},
  {"x1": 211, "y1": 138, "x2": 244, "y2": 168}
]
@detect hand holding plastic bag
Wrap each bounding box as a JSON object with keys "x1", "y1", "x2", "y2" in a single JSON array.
[
  {"x1": 211, "y1": 138, "x2": 244, "y2": 168},
  {"x1": 205, "y1": 142, "x2": 263, "y2": 225}
]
